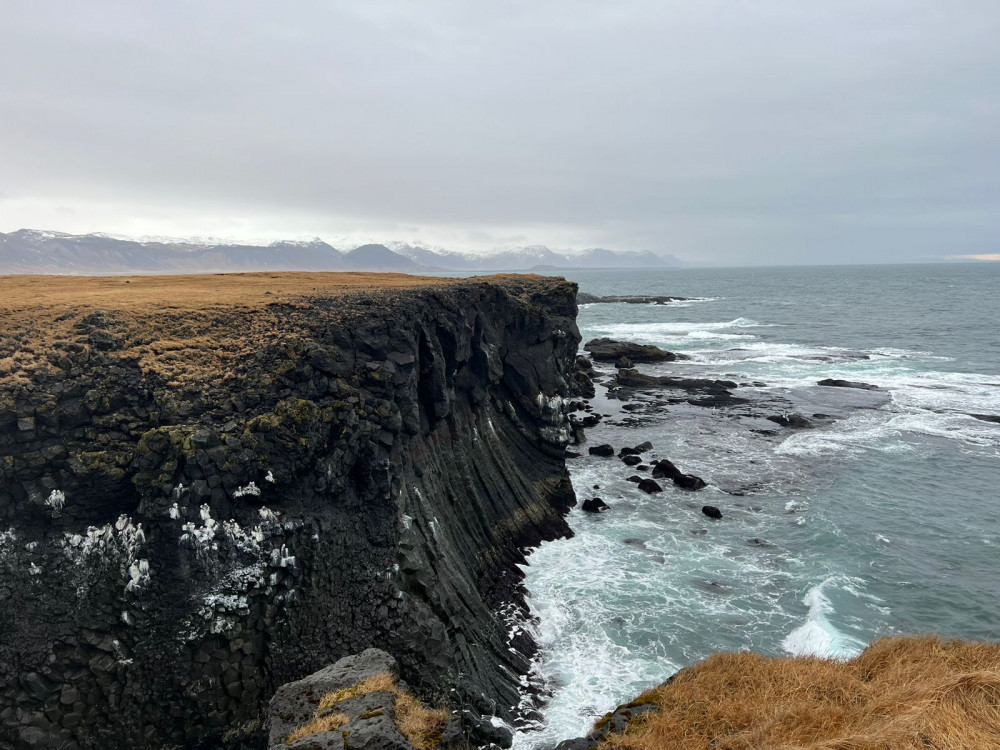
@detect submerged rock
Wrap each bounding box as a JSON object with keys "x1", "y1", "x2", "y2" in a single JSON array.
[
  {"x1": 970, "y1": 413, "x2": 1000, "y2": 424},
  {"x1": 615, "y1": 369, "x2": 745, "y2": 406},
  {"x1": 817, "y1": 378, "x2": 881, "y2": 390},
  {"x1": 702, "y1": 505, "x2": 723, "y2": 520},
  {"x1": 576, "y1": 293, "x2": 692, "y2": 305},
  {"x1": 767, "y1": 413, "x2": 814, "y2": 429}
]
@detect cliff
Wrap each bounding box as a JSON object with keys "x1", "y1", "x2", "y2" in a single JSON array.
[{"x1": 0, "y1": 272, "x2": 580, "y2": 749}]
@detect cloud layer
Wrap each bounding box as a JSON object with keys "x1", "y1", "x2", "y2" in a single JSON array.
[{"x1": 1, "y1": 1, "x2": 998, "y2": 264}]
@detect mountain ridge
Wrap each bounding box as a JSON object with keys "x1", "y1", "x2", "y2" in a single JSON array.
[{"x1": 0, "y1": 229, "x2": 681, "y2": 273}]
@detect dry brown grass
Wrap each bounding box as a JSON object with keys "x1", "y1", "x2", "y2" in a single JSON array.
[
  {"x1": 288, "y1": 672, "x2": 449, "y2": 749},
  {"x1": 0, "y1": 272, "x2": 553, "y2": 387},
  {"x1": 600, "y1": 636, "x2": 1000, "y2": 750},
  {"x1": 286, "y1": 712, "x2": 349, "y2": 744},
  {"x1": 0, "y1": 272, "x2": 471, "y2": 387}
]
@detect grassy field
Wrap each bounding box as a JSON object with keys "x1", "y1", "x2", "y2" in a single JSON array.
[
  {"x1": 601, "y1": 635, "x2": 1000, "y2": 750},
  {"x1": 0, "y1": 272, "x2": 470, "y2": 387}
]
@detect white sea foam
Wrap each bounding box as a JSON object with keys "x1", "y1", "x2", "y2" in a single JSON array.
[
  {"x1": 684, "y1": 331, "x2": 756, "y2": 340},
  {"x1": 590, "y1": 318, "x2": 770, "y2": 341},
  {"x1": 782, "y1": 578, "x2": 867, "y2": 659}
]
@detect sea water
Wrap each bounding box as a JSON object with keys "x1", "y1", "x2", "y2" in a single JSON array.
[{"x1": 513, "y1": 263, "x2": 1000, "y2": 748}]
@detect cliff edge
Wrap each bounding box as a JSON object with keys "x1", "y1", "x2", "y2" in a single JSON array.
[{"x1": 0, "y1": 272, "x2": 580, "y2": 749}]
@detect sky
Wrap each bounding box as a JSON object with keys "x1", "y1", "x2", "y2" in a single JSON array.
[{"x1": 1, "y1": 1, "x2": 998, "y2": 265}]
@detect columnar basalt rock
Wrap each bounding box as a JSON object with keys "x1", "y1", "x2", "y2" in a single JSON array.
[{"x1": 0, "y1": 275, "x2": 580, "y2": 749}]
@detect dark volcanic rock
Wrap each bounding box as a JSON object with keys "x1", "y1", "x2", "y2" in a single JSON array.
[
  {"x1": 588, "y1": 444, "x2": 616, "y2": 457},
  {"x1": 637, "y1": 478, "x2": 663, "y2": 494},
  {"x1": 581, "y1": 498, "x2": 610, "y2": 513},
  {"x1": 702, "y1": 505, "x2": 723, "y2": 520},
  {"x1": 576, "y1": 293, "x2": 691, "y2": 305},
  {"x1": 615, "y1": 356, "x2": 634, "y2": 369},
  {"x1": 621, "y1": 455, "x2": 642, "y2": 466},
  {"x1": 651, "y1": 459, "x2": 706, "y2": 490},
  {"x1": 552, "y1": 696, "x2": 662, "y2": 750},
  {"x1": 971, "y1": 413, "x2": 1000, "y2": 424},
  {"x1": 675, "y1": 474, "x2": 708, "y2": 491},
  {"x1": 584, "y1": 338, "x2": 688, "y2": 363},
  {"x1": 651, "y1": 459, "x2": 682, "y2": 480},
  {"x1": 0, "y1": 276, "x2": 581, "y2": 749},
  {"x1": 615, "y1": 369, "x2": 745, "y2": 406},
  {"x1": 817, "y1": 378, "x2": 881, "y2": 391},
  {"x1": 267, "y1": 648, "x2": 399, "y2": 748},
  {"x1": 767, "y1": 413, "x2": 814, "y2": 429}
]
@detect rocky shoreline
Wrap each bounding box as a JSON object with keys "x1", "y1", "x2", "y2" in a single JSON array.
[{"x1": 0, "y1": 274, "x2": 580, "y2": 749}]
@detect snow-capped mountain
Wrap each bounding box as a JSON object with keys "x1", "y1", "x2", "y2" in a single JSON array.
[
  {"x1": 0, "y1": 230, "x2": 681, "y2": 274},
  {"x1": 387, "y1": 242, "x2": 680, "y2": 270}
]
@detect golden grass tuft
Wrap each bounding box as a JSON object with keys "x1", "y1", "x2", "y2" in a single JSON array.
[
  {"x1": 318, "y1": 673, "x2": 399, "y2": 711},
  {"x1": 601, "y1": 636, "x2": 1000, "y2": 750},
  {"x1": 287, "y1": 672, "x2": 449, "y2": 749},
  {"x1": 286, "y1": 713, "x2": 349, "y2": 744}
]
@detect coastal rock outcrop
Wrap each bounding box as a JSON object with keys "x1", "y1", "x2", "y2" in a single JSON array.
[
  {"x1": 817, "y1": 378, "x2": 880, "y2": 391},
  {"x1": 615, "y1": 369, "x2": 745, "y2": 407},
  {"x1": 0, "y1": 274, "x2": 580, "y2": 749},
  {"x1": 576, "y1": 294, "x2": 691, "y2": 305},
  {"x1": 584, "y1": 339, "x2": 688, "y2": 363}
]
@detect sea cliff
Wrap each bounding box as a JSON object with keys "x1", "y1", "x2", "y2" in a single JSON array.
[{"x1": 0, "y1": 273, "x2": 580, "y2": 749}]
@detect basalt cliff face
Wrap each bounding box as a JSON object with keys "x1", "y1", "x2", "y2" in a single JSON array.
[{"x1": 0, "y1": 274, "x2": 580, "y2": 749}]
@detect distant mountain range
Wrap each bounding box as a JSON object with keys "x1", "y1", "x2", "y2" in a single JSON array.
[{"x1": 0, "y1": 229, "x2": 681, "y2": 274}]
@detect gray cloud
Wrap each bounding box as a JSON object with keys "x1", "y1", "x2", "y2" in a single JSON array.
[{"x1": 1, "y1": 0, "x2": 998, "y2": 264}]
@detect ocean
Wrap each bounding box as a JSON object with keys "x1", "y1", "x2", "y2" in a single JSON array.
[{"x1": 513, "y1": 263, "x2": 1000, "y2": 748}]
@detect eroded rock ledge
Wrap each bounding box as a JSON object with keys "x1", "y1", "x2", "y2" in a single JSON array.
[{"x1": 0, "y1": 273, "x2": 580, "y2": 749}]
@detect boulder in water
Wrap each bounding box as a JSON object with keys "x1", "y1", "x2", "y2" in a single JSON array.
[
  {"x1": 615, "y1": 356, "x2": 634, "y2": 369},
  {"x1": 621, "y1": 454, "x2": 642, "y2": 466},
  {"x1": 651, "y1": 459, "x2": 705, "y2": 490},
  {"x1": 582, "y1": 497, "x2": 610, "y2": 513},
  {"x1": 637, "y1": 478, "x2": 663, "y2": 494},
  {"x1": 651, "y1": 459, "x2": 682, "y2": 480},
  {"x1": 588, "y1": 444, "x2": 615, "y2": 457},
  {"x1": 675, "y1": 474, "x2": 707, "y2": 491},
  {"x1": 701, "y1": 505, "x2": 723, "y2": 520}
]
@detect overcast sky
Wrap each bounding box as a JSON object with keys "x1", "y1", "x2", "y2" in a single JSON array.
[{"x1": 1, "y1": 1, "x2": 998, "y2": 264}]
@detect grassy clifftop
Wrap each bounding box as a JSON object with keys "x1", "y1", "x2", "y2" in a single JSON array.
[
  {"x1": 0, "y1": 271, "x2": 559, "y2": 388},
  {"x1": 598, "y1": 636, "x2": 1000, "y2": 750}
]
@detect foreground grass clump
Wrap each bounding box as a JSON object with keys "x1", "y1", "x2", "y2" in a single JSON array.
[
  {"x1": 603, "y1": 636, "x2": 1000, "y2": 750},
  {"x1": 288, "y1": 673, "x2": 449, "y2": 749},
  {"x1": 286, "y1": 713, "x2": 349, "y2": 744}
]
